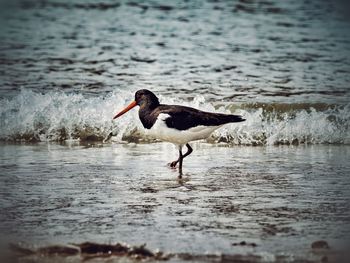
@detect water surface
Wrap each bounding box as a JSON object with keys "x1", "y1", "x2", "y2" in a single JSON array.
[
  {"x1": 0, "y1": 0, "x2": 350, "y2": 262},
  {"x1": 1, "y1": 143, "x2": 349, "y2": 261}
]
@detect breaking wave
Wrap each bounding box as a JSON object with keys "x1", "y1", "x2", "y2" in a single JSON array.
[{"x1": 0, "y1": 89, "x2": 349, "y2": 145}]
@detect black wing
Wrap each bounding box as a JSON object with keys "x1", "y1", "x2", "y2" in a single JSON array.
[{"x1": 156, "y1": 105, "x2": 245, "y2": 131}]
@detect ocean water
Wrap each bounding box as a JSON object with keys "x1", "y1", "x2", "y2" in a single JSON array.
[{"x1": 0, "y1": 0, "x2": 350, "y2": 262}]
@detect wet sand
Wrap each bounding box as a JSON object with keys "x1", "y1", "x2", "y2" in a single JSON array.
[{"x1": 1, "y1": 142, "x2": 349, "y2": 262}]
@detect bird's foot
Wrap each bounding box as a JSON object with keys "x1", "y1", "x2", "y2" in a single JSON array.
[{"x1": 168, "y1": 161, "x2": 178, "y2": 168}]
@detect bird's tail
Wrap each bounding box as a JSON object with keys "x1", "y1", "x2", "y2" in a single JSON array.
[{"x1": 227, "y1": 114, "x2": 245, "y2": 123}]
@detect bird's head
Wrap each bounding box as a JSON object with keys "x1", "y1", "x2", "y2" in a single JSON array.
[{"x1": 113, "y1": 89, "x2": 159, "y2": 119}]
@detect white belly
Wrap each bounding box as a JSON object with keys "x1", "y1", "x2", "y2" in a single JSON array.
[{"x1": 145, "y1": 114, "x2": 222, "y2": 145}]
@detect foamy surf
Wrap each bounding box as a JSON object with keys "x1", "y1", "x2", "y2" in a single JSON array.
[{"x1": 0, "y1": 89, "x2": 349, "y2": 145}]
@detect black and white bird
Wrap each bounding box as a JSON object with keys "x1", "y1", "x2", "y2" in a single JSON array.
[{"x1": 113, "y1": 89, "x2": 245, "y2": 177}]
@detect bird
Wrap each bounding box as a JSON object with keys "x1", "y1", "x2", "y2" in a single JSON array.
[{"x1": 113, "y1": 89, "x2": 245, "y2": 178}]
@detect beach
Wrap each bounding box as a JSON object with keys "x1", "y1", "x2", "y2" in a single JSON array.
[
  {"x1": 1, "y1": 142, "x2": 350, "y2": 262},
  {"x1": 0, "y1": 0, "x2": 350, "y2": 262}
]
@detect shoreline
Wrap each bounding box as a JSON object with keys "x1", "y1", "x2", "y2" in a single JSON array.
[
  {"x1": 1, "y1": 143, "x2": 349, "y2": 259},
  {"x1": 3, "y1": 240, "x2": 349, "y2": 263}
]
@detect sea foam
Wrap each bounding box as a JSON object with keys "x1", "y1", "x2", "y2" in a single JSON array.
[{"x1": 0, "y1": 89, "x2": 349, "y2": 145}]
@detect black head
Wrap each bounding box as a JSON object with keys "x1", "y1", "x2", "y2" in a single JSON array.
[
  {"x1": 113, "y1": 89, "x2": 159, "y2": 120},
  {"x1": 135, "y1": 89, "x2": 160, "y2": 108}
]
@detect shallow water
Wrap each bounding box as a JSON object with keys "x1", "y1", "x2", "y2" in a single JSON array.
[
  {"x1": 1, "y1": 0, "x2": 350, "y2": 262},
  {"x1": 1, "y1": 142, "x2": 349, "y2": 260}
]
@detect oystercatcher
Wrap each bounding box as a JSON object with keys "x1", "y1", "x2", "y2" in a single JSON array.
[{"x1": 113, "y1": 89, "x2": 245, "y2": 177}]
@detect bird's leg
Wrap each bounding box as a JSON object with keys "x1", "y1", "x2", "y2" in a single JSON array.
[
  {"x1": 183, "y1": 143, "x2": 193, "y2": 158},
  {"x1": 178, "y1": 147, "x2": 183, "y2": 178},
  {"x1": 170, "y1": 144, "x2": 193, "y2": 168}
]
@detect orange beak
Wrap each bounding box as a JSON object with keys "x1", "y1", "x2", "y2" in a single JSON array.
[{"x1": 113, "y1": 101, "x2": 137, "y2": 119}]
